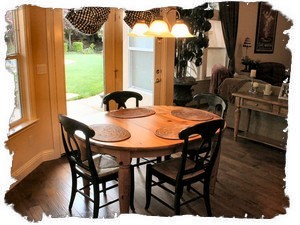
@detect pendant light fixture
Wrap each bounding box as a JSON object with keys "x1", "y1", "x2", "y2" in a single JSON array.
[{"x1": 129, "y1": 8, "x2": 195, "y2": 38}]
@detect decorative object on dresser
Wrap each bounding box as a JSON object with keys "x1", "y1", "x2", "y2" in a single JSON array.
[
  {"x1": 278, "y1": 83, "x2": 289, "y2": 100},
  {"x1": 263, "y1": 84, "x2": 272, "y2": 95},
  {"x1": 243, "y1": 37, "x2": 251, "y2": 58},
  {"x1": 241, "y1": 57, "x2": 259, "y2": 73},
  {"x1": 248, "y1": 69, "x2": 257, "y2": 94},
  {"x1": 241, "y1": 37, "x2": 253, "y2": 72}
]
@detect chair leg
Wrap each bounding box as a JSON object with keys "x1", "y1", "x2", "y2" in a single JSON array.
[
  {"x1": 130, "y1": 165, "x2": 135, "y2": 212},
  {"x1": 174, "y1": 185, "x2": 183, "y2": 215},
  {"x1": 187, "y1": 184, "x2": 191, "y2": 192},
  {"x1": 204, "y1": 180, "x2": 212, "y2": 217},
  {"x1": 93, "y1": 183, "x2": 100, "y2": 218},
  {"x1": 164, "y1": 155, "x2": 171, "y2": 161},
  {"x1": 102, "y1": 182, "x2": 106, "y2": 195},
  {"x1": 136, "y1": 158, "x2": 140, "y2": 167},
  {"x1": 69, "y1": 171, "x2": 77, "y2": 211},
  {"x1": 144, "y1": 164, "x2": 152, "y2": 210}
]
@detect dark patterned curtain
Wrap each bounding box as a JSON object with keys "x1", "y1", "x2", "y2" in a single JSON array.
[
  {"x1": 65, "y1": 7, "x2": 110, "y2": 35},
  {"x1": 123, "y1": 8, "x2": 160, "y2": 28},
  {"x1": 66, "y1": 7, "x2": 160, "y2": 34},
  {"x1": 219, "y1": 2, "x2": 239, "y2": 74}
]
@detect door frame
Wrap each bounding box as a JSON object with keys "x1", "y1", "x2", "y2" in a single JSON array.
[
  {"x1": 153, "y1": 37, "x2": 175, "y2": 106},
  {"x1": 104, "y1": 8, "x2": 175, "y2": 107},
  {"x1": 104, "y1": 8, "x2": 123, "y2": 97}
]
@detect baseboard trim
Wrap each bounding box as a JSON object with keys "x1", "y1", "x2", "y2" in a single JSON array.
[{"x1": 10, "y1": 148, "x2": 59, "y2": 188}]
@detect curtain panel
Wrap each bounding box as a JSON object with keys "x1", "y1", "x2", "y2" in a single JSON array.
[
  {"x1": 65, "y1": 7, "x2": 161, "y2": 34},
  {"x1": 123, "y1": 8, "x2": 160, "y2": 28},
  {"x1": 65, "y1": 7, "x2": 110, "y2": 35},
  {"x1": 219, "y1": 2, "x2": 239, "y2": 74}
]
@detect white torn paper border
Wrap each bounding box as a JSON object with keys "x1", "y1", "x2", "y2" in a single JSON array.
[{"x1": 0, "y1": 0, "x2": 299, "y2": 225}]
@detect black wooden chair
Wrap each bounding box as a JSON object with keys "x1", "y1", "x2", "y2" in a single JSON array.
[
  {"x1": 102, "y1": 90, "x2": 143, "y2": 111},
  {"x1": 190, "y1": 93, "x2": 227, "y2": 182},
  {"x1": 193, "y1": 93, "x2": 228, "y2": 119},
  {"x1": 59, "y1": 114, "x2": 119, "y2": 218},
  {"x1": 145, "y1": 119, "x2": 225, "y2": 216}
]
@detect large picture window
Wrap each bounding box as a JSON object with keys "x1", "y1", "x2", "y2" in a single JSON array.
[
  {"x1": 5, "y1": 6, "x2": 35, "y2": 135},
  {"x1": 187, "y1": 7, "x2": 227, "y2": 80},
  {"x1": 5, "y1": 10, "x2": 23, "y2": 125},
  {"x1": 201, "y1": 19, "x2": 227, "y2": 79}
]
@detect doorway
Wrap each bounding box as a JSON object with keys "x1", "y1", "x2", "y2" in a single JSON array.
[
  {"x1": 122, "y1": 15, "x2": 155, "y2": 107},
  {"x1": 63, "y1": 11, "x2": 105, "y2": 117},
  {"x1": 63, "y1": 8, "x2": 175, "y2": 119}
]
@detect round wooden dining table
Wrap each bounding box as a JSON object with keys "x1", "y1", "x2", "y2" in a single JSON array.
[{"x1": 74, "y1": 105, "x2": 221, "y2": 214}]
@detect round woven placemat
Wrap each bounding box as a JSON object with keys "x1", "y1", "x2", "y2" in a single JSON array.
[
  {"x1": 155, "y1": 124, "x2": 199, "y2": 140},
  {"x1": 171, "y1": 108, "x2": 214, "y2": 121},
  {"x1": 90, "y1": 124, "x2": 131, "y2": 142},
  {"x1": 107, "y1": 107, "x2": 156, "y2": 119}
]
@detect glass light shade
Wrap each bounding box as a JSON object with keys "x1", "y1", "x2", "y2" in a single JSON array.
[
  {"x1": 149, "y1": 19, "x2": 169, "y2": 33},
  {"x1": 129, "y1": 20, "x2": 149, "y2": 37},
  {"x1": 171, "y1": 20, "x2": 194, "y2": 38},
  {"x1": 144, "y1": 17, "x2": 174, "y2": 37}
]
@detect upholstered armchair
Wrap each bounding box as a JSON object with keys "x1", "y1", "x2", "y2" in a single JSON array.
[{"x1": 256, "y1": 62, "x2": 287, "y2": 86}]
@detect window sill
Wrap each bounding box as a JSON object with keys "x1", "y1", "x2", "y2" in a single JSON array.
[{"x1": 8, "y1": 118, "x2": 39, "y2": 139}]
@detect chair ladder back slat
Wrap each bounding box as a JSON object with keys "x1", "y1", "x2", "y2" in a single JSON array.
[
  {"x1": 193, "y1": 93, "x2": 228, "y2": 119},
  {"x1": 103, "y1": 90, "x2": 143, "y2": 112}
]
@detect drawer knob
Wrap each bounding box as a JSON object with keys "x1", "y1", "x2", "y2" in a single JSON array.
[{"x1": 256, "y1": 103, "x2": 259, "y2": 106}]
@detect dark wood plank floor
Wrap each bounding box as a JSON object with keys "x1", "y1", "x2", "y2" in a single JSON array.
[{"x1": 5, "y1": 128, "x2": 288, "y2": 222}]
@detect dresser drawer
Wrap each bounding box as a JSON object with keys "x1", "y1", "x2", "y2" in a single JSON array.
[
  {"x1": 279, "y1": 106, "x2": 288, "y2": 116},
  {"x1": 242, "y1": 99, "x2": 272, "y2": 112}
]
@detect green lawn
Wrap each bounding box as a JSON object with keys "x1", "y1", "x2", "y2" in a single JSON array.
[{"x1": 65, "y1": 53, "x2": 104, "y2": 100}]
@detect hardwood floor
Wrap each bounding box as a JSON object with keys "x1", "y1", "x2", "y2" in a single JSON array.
[{"x1": 4, "y1": 128, "x2": 288, "y2": 222}]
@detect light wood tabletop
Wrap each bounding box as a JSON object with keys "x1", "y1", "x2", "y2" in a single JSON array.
[{"x1": 74, "y1": 105, "x2": 221, "y2": 214}]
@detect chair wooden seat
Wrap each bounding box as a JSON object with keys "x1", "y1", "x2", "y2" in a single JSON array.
[
  {"x1": 78, "y1": 154, "x2": 119, "y2": 177},
  {"x1": 151, "y1": 158, "x2": 205, "y2": 182}
]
